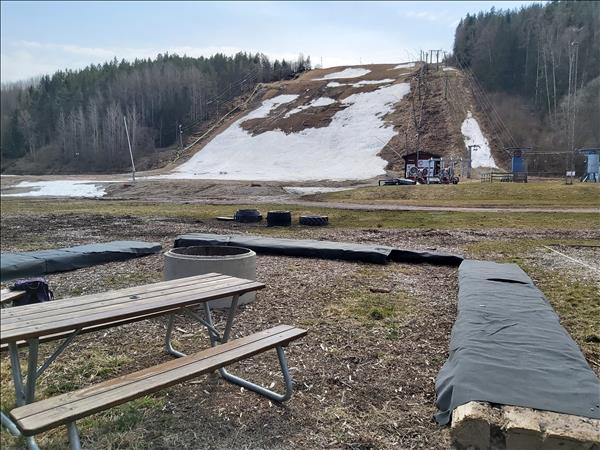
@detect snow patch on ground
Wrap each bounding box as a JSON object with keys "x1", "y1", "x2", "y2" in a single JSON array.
[
  {"x1": 284, "y1": 97, "x2": 337, "y2": 118},
  {"x1": 352, "y1": 79, "x2": 394, "y2": 87},
  {"x1": 2, "y1": 180, "x2": 108, "y2": 198},
  {"x1": 316, "y1": 68, "x2": 371, "y2": 80},
  {"x1": 461, "y1": 111, "x2": 497, "y2": 168},
  {"x1": 443, "y1": 67, "x2": 457, "y2": 72},
  {"x1": 327, "y1": 79, "x2": 395, "y2": 89},
  {"x1": 391, "y1": 62, "x2": 415, "y2": 69},
  {"x1": 283, "y1": 186, "x2": 354, "y2": 195},
  {"x1": 167, "y1": 83, "x2": 411, "y2": 181}
]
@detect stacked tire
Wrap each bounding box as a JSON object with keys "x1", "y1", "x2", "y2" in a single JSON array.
[
  {"x1": 299, "y1": 215, "x2": 328, "y2": 226},
  {"x1": 234, "y1": 209, "x2": 262, "y2": 223},
  {"x1": 267, "y1": 210, "x2": 292, "y2": 227}
]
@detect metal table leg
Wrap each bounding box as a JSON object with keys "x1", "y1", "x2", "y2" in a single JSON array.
[
  {"x1": 204, "y1": 298, "x2": 295, "y2": 402},
  {"x1": 0, "y1": 411, "x2": 21, "y2": 437},
  {"x1": 163, "y1": 296, "x2": 297, "y2": 402},
  {"x1": 67, "y1": 422, "x2": 82, "y2": 450},
  {"x1": 7, "y1": 340, "x2": 42, "y2": 449},
  {"x1": 3, "y1": 332, "x2": 80, "y2": 449},
  {"x1": 165, "y1": 314, "x2": 186, "y2": 358}
]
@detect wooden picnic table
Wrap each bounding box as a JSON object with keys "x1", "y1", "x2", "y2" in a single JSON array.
[
  {"x1": 0, "y1": 273, "x2": 309, "y2": 450},
  {"x1": 1, "y1": 273, "x2": 263, "y2": 343}
]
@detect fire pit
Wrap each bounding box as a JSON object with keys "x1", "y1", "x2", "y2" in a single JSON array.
[{"x1": 163, "y1": 245, "x2": 257, "y2": 308}]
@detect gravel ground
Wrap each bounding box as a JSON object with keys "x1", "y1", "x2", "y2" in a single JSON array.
[{"x1": 1, "y1": 213, "x2": 598, "y2": 449}]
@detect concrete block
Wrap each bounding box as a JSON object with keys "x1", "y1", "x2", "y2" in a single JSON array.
[
  {"x1": 450, "y1": 402, "x2": 600, "y2": 450},
  {"x1": 451, "y1": 402, "x2": 499, "y2": 450},
  {"x1": 503, "y1": 405, "x2": 600, "y2": 450}
]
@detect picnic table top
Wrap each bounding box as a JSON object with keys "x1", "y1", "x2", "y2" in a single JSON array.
[{"x1": 0, "y1": 273, "x2": 264, "y2": 344}]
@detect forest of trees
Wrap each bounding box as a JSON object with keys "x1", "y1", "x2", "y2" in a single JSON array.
[
  {"x1": 451, "y1": 0, "x2": 600, "y2": 161},
  {"x1": 0, "y1": 52, "x2": 311, "y2": 173}
]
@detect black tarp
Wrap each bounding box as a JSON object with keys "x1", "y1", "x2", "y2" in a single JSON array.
[
  {"x1": 174, "y1": 233, "x2": 463, "y2": 266},
  {"x1": 1, "y1": 241, "x2": 162, "y2": 282},
  {"x1": 435, "y1": 259, "x2": 600, "y2": 425}
]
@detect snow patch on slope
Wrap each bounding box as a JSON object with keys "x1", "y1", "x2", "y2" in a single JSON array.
[
  {"x1": 461, "y1": 111, "x2": 497, "y2": 168},
  {"x1": 246, "y1": 94, "x2": 299, "y2": 119},
  {"x1": 2, "y1": 180, "x2": 108, "y2": 198},
  {"x1": 352, "y1": 79, "x2": 394, "y2": 87},
  {"x1": 316, "y1": 68, "x2": 371, "y2": 80},
  {"x1": 391, "y1": 62, "x2": 415, "y2": 69},
  {"x1": 285, "y1": 97, "x2": 337, "y2": 118},
  {"x1": 168, "y1": 84, "x2": 411, "y2": 181},
  {"x1": 327, "y1": 79, "x2": 394, "y2": 88}
]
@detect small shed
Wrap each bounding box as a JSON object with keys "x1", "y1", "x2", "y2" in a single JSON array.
[{"x1": 402, "y1": 151, "x2": 441, "y2": 178}]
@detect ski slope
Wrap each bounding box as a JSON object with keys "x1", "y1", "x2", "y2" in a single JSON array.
[{"x1": 168, "y1": 82, "x2": 411, "y2": 181}]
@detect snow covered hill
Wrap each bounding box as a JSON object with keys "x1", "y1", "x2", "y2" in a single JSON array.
[
  {"x1": 166, "y1": 66, "x2": 412, "y2": 181},
  {"x1": 163, "y1": 63, "x2": 496, "y2": 182},
  {"x1": 1, "y1": 63, "x2": 499, "y2": 197}
]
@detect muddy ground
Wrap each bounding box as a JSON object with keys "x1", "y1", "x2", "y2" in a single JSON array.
[{"x1": 1, "y1": 214, "x2": 598, "y2": 449}]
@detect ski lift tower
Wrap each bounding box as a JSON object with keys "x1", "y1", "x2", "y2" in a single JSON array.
[{"x1": 578, "y1": 148, "x2": 599, "y2": 183}]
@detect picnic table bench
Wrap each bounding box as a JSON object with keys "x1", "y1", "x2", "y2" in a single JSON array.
[
  {"x1": 0, "y1": 289, "x2": 26, "y2": 306},
  {"x1": 0, "y1": 273, "x2": 306, "y2": 450}
]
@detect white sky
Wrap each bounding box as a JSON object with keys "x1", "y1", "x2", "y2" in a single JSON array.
[{"x1": 1, "y1": 1, "x2": 542, "y2": 82}]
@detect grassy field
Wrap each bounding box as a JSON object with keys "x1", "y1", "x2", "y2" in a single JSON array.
[
  {"x1": 310, "y1": 180, "x2": 600, "y2": 208},
  {"x1": 2, "y1": 198, "x2": 599, "y2": 231}
]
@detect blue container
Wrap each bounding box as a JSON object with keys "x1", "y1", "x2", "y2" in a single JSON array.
[
  {"x1": 512, "y1": 154, "x2": 525, "y2": 173},
  {"x1": 587, "y1": 153, "x2": 599, "y2": 174}
]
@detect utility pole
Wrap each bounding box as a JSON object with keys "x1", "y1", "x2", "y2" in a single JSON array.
[
  {"x1": 566, "y1": 41, "x2": 580, "y2": 174},
  {"x1": 428, "y1": 50, "x2": 444, "y2": 70},
  {"x1": 123, "y1": 116, "x2": 136, "y2": 182},
  {"x1": 466, "y1": 145, "x2": 480, "y2": 179},
  {"x1": 444, "y1": 74, "x2": 448, "y2": 100}
]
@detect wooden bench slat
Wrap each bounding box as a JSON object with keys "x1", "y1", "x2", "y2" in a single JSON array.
[
  {"x1": 1, "y1": 275, "x2": 248, "y2": 328},
  {"x1": 1, "y1": 273, "x2": 230, "y2": 322},
  {"x1": 11, "y1": 325, "x2": 307, "y2": 435},
  {"x1": 0, "y1": 289, "x2": 26, "y2": 304},
  {"x1": 1, "y1": 280, "x2": 264, "y2": 342}
]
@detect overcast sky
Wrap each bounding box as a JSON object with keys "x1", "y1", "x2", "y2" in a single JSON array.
[{"x1": 1, "y1": 1, "x2": 540, "y2": 82}]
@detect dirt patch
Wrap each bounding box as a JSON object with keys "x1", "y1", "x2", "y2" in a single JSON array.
[
  {"x1": 380, "y1": 67, "x2": 473, "y2": 174},
  {"x1": 1, "y1": 213, "x2": 456, "y2": 449},
  {"x1": 239, "y1": 64, "x2": 414, "y2": 136}
]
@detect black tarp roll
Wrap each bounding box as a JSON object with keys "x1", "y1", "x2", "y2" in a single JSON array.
[
  {"x1": 435, "y1": 260, "x2": 600, "y2": 425},
  {"x1": 1, "y1": 241, "x2": 162, "y2": 282},
  {"x1": 173, "y1": 233, "x2": 463, "y2": 266}
]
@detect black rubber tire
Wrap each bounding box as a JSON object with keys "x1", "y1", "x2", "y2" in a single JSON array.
[
  {"x1": 299, "y1": 215, "x2": 329, "y2": 226},
  {"x1": 267, "y1": 210, "x2": 292, "y2": 227},
  {"x1": 234, "y1": 209, "x2": 263, "y2": 223}
]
